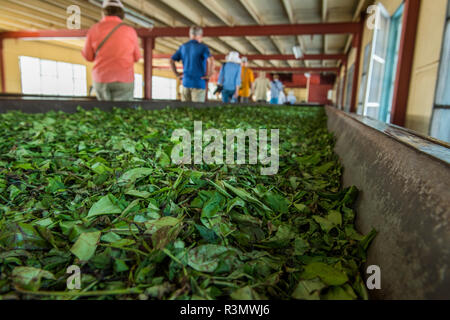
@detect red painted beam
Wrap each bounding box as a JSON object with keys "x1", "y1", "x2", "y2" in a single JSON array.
[
  {"x1": 0, "y1": 22, "x2": 359, "y2": 40},
  {"x1": 0, "y1": 29, "x2": 88, "y2": 39},
  {"x1": 390, "y1": 0, "x2": 421, "y2": 126},
  {"x1": 350, "y1": 13, "x2": 365, "y2": 113},
  {"x1": 140, "y1": 23, "x2": 359, "y2": 37},
  {"x1": 154, "y1": 65, "x2": 338, "y2": 75},
  {"x1": 143, "y1": 37, "x2": 154, "y2": 100},
  {"x1": 153, "y1": 53, "x2": 347, "y2": 61},
  {"x1": 0, "y1": 39, "x2": 5, "y2": 93},
  {"x1": 252, "y1": 67, "x2": 339, "y2": 73}
]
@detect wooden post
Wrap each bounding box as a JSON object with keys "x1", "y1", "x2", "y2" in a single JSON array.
[
  {"x1": 350, "y1": 13, "x2": 365, "y2": 113},
  {"x1": 390, "y1": 0, "x2": 421, "y2": 126},
  {"x1": 0, "y1": 39, "x2": 5, "y2": 93},
  {"x1": 143, "y1": 37, "x2": 154, "y2": 100},
  {"x1": 341, "y1": 58, "x2": 348, "y2": 109}
]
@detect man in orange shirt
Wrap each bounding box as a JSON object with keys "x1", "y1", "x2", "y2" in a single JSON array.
[
  {"x1": 238, "y1": 57, "x2": 254, "y2": 103},
  {"x1": 82, "y1": 0, "x2": 141, "y2": 101}
]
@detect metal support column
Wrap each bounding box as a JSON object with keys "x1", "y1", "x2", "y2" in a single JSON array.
[
  {"x1": 390, "y1": 0, "x2": 421, "y2": 126},
  {"x1": 143, "y1": 37, "x2": 154, "y2": 100},
  {"x1": 350, "y1": 14, "x2": 365, "y2": 113},
  {"x1": 0, "y1": 39, "x2": 5, "y2": 93}
]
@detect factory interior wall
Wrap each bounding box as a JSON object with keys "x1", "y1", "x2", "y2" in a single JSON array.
[
  {"x1": 2, "y1": 39, "x2": 176, "y2": 97},
  {"x1": 340, "y1": 47, "x2": 356, "y2": 108},
  {"x1": 354, "y1": 0, "x2": 447, "y2": 135},
  {"x1": 289, "y1": 88, "x2": 308, "y2": 103},
  {"x1": 405, "y1": 0, "x2": 447, "y2": 135}
]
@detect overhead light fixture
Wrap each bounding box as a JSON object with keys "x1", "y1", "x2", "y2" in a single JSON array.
[
  {"x1": 293, "y1": 45, "x2": 304, "y2": 59},
  {"x1": 88, "y1": 0, "x2": 154, "y2": 28}
]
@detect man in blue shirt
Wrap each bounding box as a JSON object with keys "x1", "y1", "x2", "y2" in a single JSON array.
[
  {"x1": 270, "y1": 74, "x2": 284, "y2": 104},
  {"x1": 170, "y1": 26, "x2": 215, "y2": 102},
  {"x1": 218, "y1": 51, "x2": 242, "y2": 103}
]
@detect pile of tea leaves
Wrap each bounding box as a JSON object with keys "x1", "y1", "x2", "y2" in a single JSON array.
[{"x1": 0, "y1": 106, "x2": 375, "y2": 300}]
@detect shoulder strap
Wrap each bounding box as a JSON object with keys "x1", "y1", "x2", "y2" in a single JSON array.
[{"x1": 95, "y1": 23, "x2": 126, "y2": 58}]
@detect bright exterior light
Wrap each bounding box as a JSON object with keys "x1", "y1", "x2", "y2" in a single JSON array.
[{"x1": 293, "y1": 45, "x2": 303, "y2": 59}]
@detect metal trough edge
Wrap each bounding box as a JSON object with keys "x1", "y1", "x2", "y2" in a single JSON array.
[{"x1": 326, "y1": 106, "x2": 450, "y2": 300}]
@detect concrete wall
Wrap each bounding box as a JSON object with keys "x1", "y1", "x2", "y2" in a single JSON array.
[{"x1": 326, "y1": 106, "x2": 450, "y2": 300}]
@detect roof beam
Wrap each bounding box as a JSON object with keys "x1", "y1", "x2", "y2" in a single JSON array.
[
  {"x1": 239, "y1": 0, "x2": 290, "y2": 67},
  {"x1": 252, "y1": 67, "x2": 339, "y2": 73},
  {"x1": 153, "y1": 53, "x2": 346, "y2": 61},
  {"x1": 145, "y1": 22, "x2": 360, "y2": 37},
  {"x1": 0, "y1": 23, "x2": 360, "y2": 39},
  {"x1": 196, "y1": 0, "x2": 267, "y2": 67},
  {"x1": 150, "y1": 0, "x2": 247, "y2": 57}
]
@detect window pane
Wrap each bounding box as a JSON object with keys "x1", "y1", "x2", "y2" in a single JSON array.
[
  {"x1": 20, "y1": 56, "x2": 41, "y2": 94},
  {"x1": 152, "y1": 76, "x2": 176, "y2": 100},
  {"x1": 345, "y1": 65, "x2": 354, "y2": 112},
  {"x1": 74, "y1": 81, "x2": 87, "y2": 96},
  {"x1": 134, "y1": 73, "x2": 143, "y2": 98},
  {"x1": 375, "y1": 13, "x2": 390, "y2": 58},
  {"x1": 366, "y1": 106, "x2": 380, "y2": 119},
  {"x1": 41, "y1": 60, "x2": 57, "y2": 77},
  {"x1": 73, "y1": 64, "x2": 86, "y2": 80},
  {"x1": 436, "y1": 21, "x2": 450, "y2": 105},
  {"x1": 41, "y1": 76, "x2": 59, "y2": 95},
  {"x1": 20, "y1": 57, "x2": 87, "y2": 97},
  {"x1": 430, "y1": 109, "x2": 450, "y2": 143},
  {"x1": 57, "y1": 62, "x2": 75, "y2": 96},
  {"x1": 368, "y1": 60, "x2": 384, "y2": 103}
]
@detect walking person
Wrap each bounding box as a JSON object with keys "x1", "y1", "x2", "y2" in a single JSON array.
[
  {"x1": 238, "y1": 57, "x2": 254, "y2": 103},
  {"x1": 287, "y1": 90, "x2": 297, "y2": 105},
  {"x1": 270, "y1": 74, "x2": 284, "y2": 104},
  {"x1": 217, "y1": 52, "x2": 242, "y2": 104},
  {"x1": 252, "y1": 71, "x2": 271, "y2": 103},
  {"x1": 170, "y1": 26, "x2": 215, "y2": 102},
  {"x1": 82, "y1": 0, "x2": 141, "y2": 101}
]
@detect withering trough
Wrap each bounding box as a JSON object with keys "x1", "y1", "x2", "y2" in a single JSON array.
[{"x1": 1, "y1": 98, "x2": 449, "y2": 300}]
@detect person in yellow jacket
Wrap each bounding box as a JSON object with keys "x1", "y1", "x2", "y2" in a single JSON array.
[{"x1": 238, "y1": 57, "x2": 255, "y2": 103}]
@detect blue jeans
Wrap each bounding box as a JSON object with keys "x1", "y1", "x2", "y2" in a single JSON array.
[
  {"x1": 222, "y1": 90, "x2": 236, "y2": 103},
  {"x1": 270, "y1": 97, "x2": 279, "y2": 104}
]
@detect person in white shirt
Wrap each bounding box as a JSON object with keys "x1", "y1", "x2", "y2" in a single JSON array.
[
  {"x1": 287, "y1": 91, "x2": 297, "y2": 105},
  {"x1": 252, "y1": 71, "x2": 271, "y2": 103}
]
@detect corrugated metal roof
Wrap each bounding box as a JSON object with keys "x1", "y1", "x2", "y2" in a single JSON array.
[{"x1": 0, "y1": 0, "x2": 370, "y2": 70}]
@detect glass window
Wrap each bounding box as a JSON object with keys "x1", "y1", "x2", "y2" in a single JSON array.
[
  {"x1": 345, "y1": 64, "x2": 354, "y2": 113},
  {"x1": 435, "y1": 20, "x2": 450, "y2": 105},
  {"x1": 430, "y1": 4, "x2": 450, "y2": 143},
  {"x1": 362, "y1": 4, "x2": 390, "y2": 118},
  {"x1": 152, "y1": 76, "x2": 176, "y2": 100},
  {"x1": 134, "y1": 73, "x2": 143, "y2": 99},
  {"x1": 358, "y1": 43, "x2": 372, "y2": 114},
  {"x1": 19, "y1": 56, "x2": 87, "y2": 96},
  {"x1": 20, "y1": 57, "x2": 41, "y2": 95}
]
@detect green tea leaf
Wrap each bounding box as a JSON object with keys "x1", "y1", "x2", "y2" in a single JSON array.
[{"x1": 70, "y1": 231, "x2": 101, "y2": 261}]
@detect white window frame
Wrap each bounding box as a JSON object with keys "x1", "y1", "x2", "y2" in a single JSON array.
[
  {"x1": 19, "y1": 56, "x2": 87, "y2": 97},
  {"x1": 362, "y1": 3, "x2": 391, "y2": 118}
]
